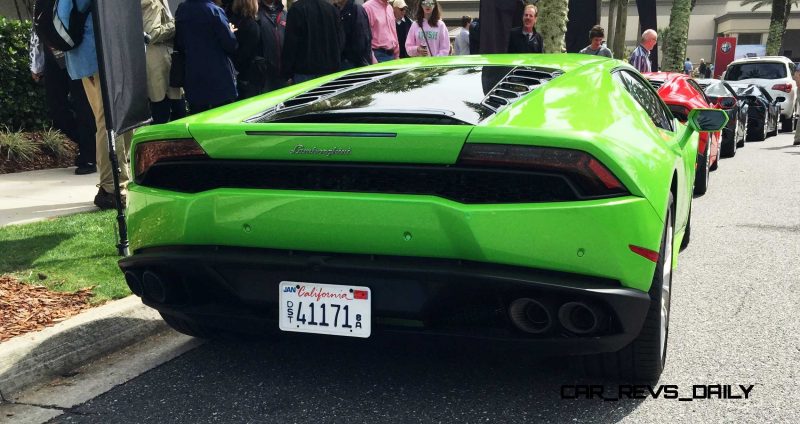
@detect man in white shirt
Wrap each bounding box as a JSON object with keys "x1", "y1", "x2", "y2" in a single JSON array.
[{"x1": 454, "y1": 15, "x2": 471, "y2": 55}]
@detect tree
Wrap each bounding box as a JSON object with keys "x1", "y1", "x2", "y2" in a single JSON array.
[
  {"x1": 607, "y1": 0, "x2": 618, "y2": 50},
  {"x1": 660, "y1": 0, "x2": 692, "y2": 72},
  {"x1": 537, "y1": 0, "x2": 570, "y2": 53},
  {"x1": 741, "y1": 0, "x2": 797, "y2": 56},
  {"x1": 612, "y1": 0, "x2": 629, "y2": 59}
]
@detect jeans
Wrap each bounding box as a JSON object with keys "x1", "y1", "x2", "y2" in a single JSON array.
[{"x1": 373, "y1": 49, "x2": 394, "y2": 63}]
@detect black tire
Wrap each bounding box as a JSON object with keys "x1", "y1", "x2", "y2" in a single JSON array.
[
  {"x1": 679, "y1": 207, "x2": 691, "y2": 251},
  {"x1": 583, "y1": 193, "x2": 674, "y2": 384},
  {"x1": 721, "y1": 133, "x2": 737, "y2": 158},
  {"x1": 747, "y1": 124, "x2": 766, "y2": 142},
  {"x1": 160, "y1": 312, "x2": 250, "y2": 340},
  {"x1": 780, "y1": 115, "x2": 793, "y2": 133},
  {"x1": 694, "y1": 150, "x2": 709, "y2": 196}
]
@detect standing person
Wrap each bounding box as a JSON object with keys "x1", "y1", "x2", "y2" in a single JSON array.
[
  {"x1": 507, "y1": 4, "x2": 543, "y2": 54},
  {"x1": 469, "y1": 17, "x2": 480, "y2": 54},
  {"x1": 175, "y1": 0, "x2": 238, "y2": 114},
  {"x1": 364, "y1": 0, "x2": 399, "y2": 62},
  {"x1": 142, "y1": 0, "x2": 187, "y2": 123},
  {"x1": 629, "y1": 29, "x2": 658, "y2": 73},
  {"x1": 697, "y1": 58, "x2": 710, "y2": 78},
  {"x1": 257, "y1": 0, "x2": 288, "y2": 93},
  {"x1": 683, "y1": 58, "x2": 693, "y2": 75},
  {"x1": 405, "y1": 0, "x2": 450, "y2": 57},
  {"x1": 335, "y1": 0, "x2": 372, "y2": 70},
  {"x1": 229, "y1": 0, "x2": 265, "y2": 99},
  {"x1": 794, "y1": 65, "x2": 800, "y2": 145},
  {"x1": 579, "y1": 25, "x2": 612, "y2": 58},
  {"x1": 282, "y1": 0, "x2": 345, "y2": 84},
  {"x1": 56, "y1": 0, "x2": 131, "y2": 209},
  {"x1": 392, "y1": 0, "x2": 412, "y2": 58},
  {"x1": 29, "y1": 30, "x2": 96, "y2": 175},
  {"x1": 453, "y1": 15, "x2": 471, "y2": 55}
]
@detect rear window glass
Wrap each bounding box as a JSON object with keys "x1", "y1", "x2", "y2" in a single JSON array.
[
  {"x1": 704, "y1": 82, "x2": 731, "y2": 97},
  {"x1": 725, "y1": 63, "x2": 787, "y2": 80}
]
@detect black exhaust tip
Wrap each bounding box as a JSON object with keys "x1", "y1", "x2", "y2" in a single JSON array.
[
  {"x1": 509, "y1": 298, "x2": 554, "y2": 334},
  {"x1": 142, "y1": 270, "x2": 170, "y2": 303},
  {"x1": 124, "y1": 271, "x2": 143, "y2": 297},
  {"x1": 558, "y1": 302, "x2": 606, "y2": 335}
]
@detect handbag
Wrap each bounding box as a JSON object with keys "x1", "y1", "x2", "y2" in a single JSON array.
[{"x1": 169, "y1": 50, "x2": 185, "y2": 88}]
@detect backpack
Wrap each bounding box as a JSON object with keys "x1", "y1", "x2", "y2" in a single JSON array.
[{"x1": 33, "y1": 0, "x2": 92, "y2": 52}]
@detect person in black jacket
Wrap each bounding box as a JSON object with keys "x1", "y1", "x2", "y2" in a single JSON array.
[
  {"x1": 282, "y1": 0, "x2": 345, "y2": 84},
  {"x1": 229, "y1": 0, "x2": 264, "y2": 99},
  {"x1": 335, "y1": 0, "x2": 372, "y2": 69},
  {"x1": 392, "y1": 0, "x2": 412, "y2": 58},
  {"x1": 257, "y1": 0, "x2": 288, "y2": 92},
  {"x1": 507, "y1": 4, "x2": 543, "y2": 54},
  {"x1": 468, "y1": 17, "x2": 479, "y2": 54}
]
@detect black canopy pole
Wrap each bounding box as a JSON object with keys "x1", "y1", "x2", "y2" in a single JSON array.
[{"x1": 91, "y1": 3, "x2": 128, "y2": 257}]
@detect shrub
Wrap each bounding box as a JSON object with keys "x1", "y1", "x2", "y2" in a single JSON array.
[
  {"x1": 0, "y1": 18, "x2": 49, "y2": 130},
  {"x1": 39, "y1": 127, "x2": 70, "y2": 159},
  {"x1": 0, "y1": 127, "x2": 39, "y2": 162}
]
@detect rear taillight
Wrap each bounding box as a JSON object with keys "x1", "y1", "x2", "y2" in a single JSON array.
[
  {"x1": 457, "y1": 144, "x2": 626, "y2": 197},
  {"x1": 134, "y1": 139, "x2": 208, "y2": 179},
  {"x1": 772, "y1": 83, "x2": 792, "y2": 93}
]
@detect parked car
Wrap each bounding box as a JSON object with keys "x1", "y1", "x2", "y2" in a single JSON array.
[
  {"x1": 728, "y1": 83, "x2": 782, "y2": 141},
  {"x1": 696, "y1": 78, "x2": 748, "y2": 157},
  {"x1": 119, "y1": 55, "x2": 726, "y2": 384},
  {"x1": 644, "y1": 72, "x2": 721, "y2": 196},
  {"x1": 722, "y1": 56, "x2": 797, "y2": 132}
]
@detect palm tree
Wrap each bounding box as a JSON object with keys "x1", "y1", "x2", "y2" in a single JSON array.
[
  {"x1": 741, "y1": 0, "x2": 797, "y2": 56},
  {"x1": 537, "y1": 0, "x2": 570, "y2": 53},
  {"x1": 660, "y1": 0, "x2": 692, "y2": 72},
  {"x1": 612, "y1": 0, "x2": 629, "y2": 59}
]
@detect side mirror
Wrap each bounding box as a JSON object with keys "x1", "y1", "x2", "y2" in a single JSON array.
[
  {"x1": 775, "y1": 96, "x2": 786, "y2": 103},
  {"x1": 687, "y1": 108, "x2": 728, "y2": 132}
]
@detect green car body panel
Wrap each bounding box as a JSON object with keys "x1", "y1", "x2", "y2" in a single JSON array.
[{"x1": 127, "y1": 54, "x2": 700, "y2": 293}]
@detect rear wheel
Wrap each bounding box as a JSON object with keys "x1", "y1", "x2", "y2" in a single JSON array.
[
  {"x1": 780, "y1": 115, "x2": 793, "y2": 132},
  {"x1": 694, "y1": 146, "x2": 710, "y2": 196},
  {"x1": 748, "y1": 122, "x2": 766, "y2": 142},
  {"x1": 721, "y1": 132, "x2": 737, "y2": 157},
  {"x1": 583, "y1": 193, "x2": 674, "y2": 384},
  {"x1": 160, "y1": 312, "x2": 256, "y2": 340}
]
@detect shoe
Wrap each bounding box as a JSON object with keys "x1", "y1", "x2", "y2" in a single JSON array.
[
  {"x1": 75, "y1": 164, "x2": 97, "y2": 175},
  {"x1": 94, "y1": 187, "x2": 127, "y2": 210}
]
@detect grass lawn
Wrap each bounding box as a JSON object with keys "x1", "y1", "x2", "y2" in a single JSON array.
[{"x1": 0, "y1": 210, "x2": 130, "y2": 303}]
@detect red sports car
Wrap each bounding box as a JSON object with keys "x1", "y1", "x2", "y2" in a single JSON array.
[{"x1": 644, "y1": 72, "x2": 721, "y2": 196}]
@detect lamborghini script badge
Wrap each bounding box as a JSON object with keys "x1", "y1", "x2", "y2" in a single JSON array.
[{"x1": 290, "y1": 145, "x2": 352, "y2": 156}]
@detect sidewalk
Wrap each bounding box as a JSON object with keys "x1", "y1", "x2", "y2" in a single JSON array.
[
  {"x1": 0, "y1": 167, "x2": 172, "y2": 401},
  {"x1": 0, "y1": 168, "x2": 99, "y2": 227}
]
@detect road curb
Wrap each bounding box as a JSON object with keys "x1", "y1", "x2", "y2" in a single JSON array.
[{"x1": 0, "y1": 296, "x2": 164, "y2": 398}]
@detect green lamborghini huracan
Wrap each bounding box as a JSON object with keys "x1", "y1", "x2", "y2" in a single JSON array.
[{"x1": 119, "y1": 54, "x2": 726, "y2": 383}]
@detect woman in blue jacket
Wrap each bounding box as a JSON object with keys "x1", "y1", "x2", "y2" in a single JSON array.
[{"x1": 175, "y1": 0, "x2": 238, "y2": 114}]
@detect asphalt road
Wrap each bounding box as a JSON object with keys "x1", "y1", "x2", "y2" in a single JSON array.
[{"x1": 47, "y1": 133, "x2": 800, "y2": 423}]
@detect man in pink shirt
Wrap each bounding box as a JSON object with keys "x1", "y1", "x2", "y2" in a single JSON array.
[{"x1": 363, "y1": 0, "x2": 399, "y2": 62}]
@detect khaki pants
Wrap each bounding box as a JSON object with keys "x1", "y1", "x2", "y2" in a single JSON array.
[{"x1": 82, "y1": 73, "x2": 131, "y2": 193}]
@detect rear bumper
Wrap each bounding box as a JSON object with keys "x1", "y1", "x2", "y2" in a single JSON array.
[{"x1": 119, "y1": 246, "x2": 652, "y2": 355}]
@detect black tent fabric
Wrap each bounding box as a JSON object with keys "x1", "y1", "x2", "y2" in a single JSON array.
[
  {"x1": 636, "y1": 0, "x2": 658, "y2": 71},
  {"x1": 565, "y1": 0, "x2": 597, "y2": 53},
  {"x1": 478, "y1": 0, "x2": 524, "y2": 54},
  {"x1": 92, "y1": 0, "x2": 151, "y2": 135}
]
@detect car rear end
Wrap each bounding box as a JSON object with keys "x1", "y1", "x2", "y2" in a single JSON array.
[
  {"x1": 119, "y1": 63, "x2": 666, "y2": 354},
  {"x1": 723, "y1": 59, "x2": 796, "y2": 122}
]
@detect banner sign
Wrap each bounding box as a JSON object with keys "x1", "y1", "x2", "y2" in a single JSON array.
[{"x1": 713, "y1": 37, "x2": 737, "y2": 79}]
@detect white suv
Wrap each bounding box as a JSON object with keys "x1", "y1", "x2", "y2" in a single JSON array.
[{"x1": 722, "y1": 56, "x2": 798, "y2": 132}]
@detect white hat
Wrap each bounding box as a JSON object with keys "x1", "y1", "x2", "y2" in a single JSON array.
[{"x1": 392, "y1": 0, "x2": 408, "y2": 9}]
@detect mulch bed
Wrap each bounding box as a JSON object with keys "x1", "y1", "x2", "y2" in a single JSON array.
[
  {"x1": 0, "y1": 133, "x2": 77, "y2": 174},
  {"x1": 0, "y1": 275, "x2": 93, "y2": 342}
]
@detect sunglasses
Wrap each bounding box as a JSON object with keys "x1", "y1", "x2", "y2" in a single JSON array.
[{"x1": 421, "y1": 1, "x2": 436, "y2": 6}]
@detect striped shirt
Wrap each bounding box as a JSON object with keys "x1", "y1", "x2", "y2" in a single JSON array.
[{"x1": 629, "y1": 44, "x2": 651, "y2": 73}]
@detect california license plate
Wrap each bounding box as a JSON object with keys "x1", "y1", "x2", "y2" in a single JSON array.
[{"x1": 279, "y1": 282, "x2": 371, "y2": 338}]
